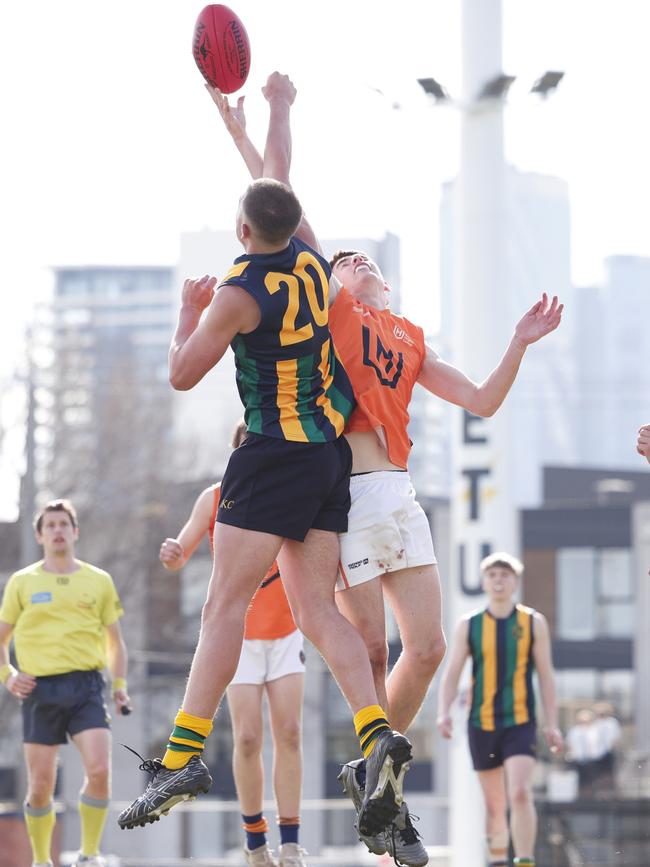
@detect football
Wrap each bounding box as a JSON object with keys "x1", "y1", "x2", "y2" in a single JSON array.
[{"x1": 192, "y1": 5, "x2": 251, "y2": 94}]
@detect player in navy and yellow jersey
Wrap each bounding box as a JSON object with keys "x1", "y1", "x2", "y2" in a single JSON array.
[
  {"x1": 0, "y1": 499, "x2": 129, "y2": 867},
  {"x1": 119, "y1": 73, "x2": 413, "y2": 841},
  {"x1": 437, "y1": 553, "x2": 563, "y2": 867}
]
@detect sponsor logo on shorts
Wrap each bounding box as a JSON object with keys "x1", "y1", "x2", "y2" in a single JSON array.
[
  {"x1": 299, "y1": 650, "x2": 306, "y2": 665},
  {"x1": 31, "y1": 592, "x2": 52, "y2": 604},
  {"x1": 219, "y1": 498, "x2": 235, "y2": 510},
  {"x1": 348, "y1": 558, "x2": 369, "y2": 569}
]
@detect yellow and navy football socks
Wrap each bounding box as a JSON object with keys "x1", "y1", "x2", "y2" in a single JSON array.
[
  {"x1": 79, "y1": 793, "x2": 109, "y2": 857},
  {"x1": 354, "y1": 705, "x2": 391, "y2": 758},
  {"x1": 163, "y1": 709, "x2": 213, "y2": 770},
  {"x1": 243, "y1": 812, "x2": 268, "y2": 850},
  {"x1": 513, "y1": 859, "x2": 535, "y2": 866},
  {"x1": 24, "y1": 801, "x2": 56, "y2": 864}
]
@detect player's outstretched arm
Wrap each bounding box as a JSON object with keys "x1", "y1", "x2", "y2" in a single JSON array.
[
  {"x1": 532, "y1": 612, "x2": 564, "y2": 755},
  {"x1": 261, "y1": 71, "x2": 323, "y2": 256},
  {"x1": 205, "y1": 85, "x2": 264, "y2": 179},
  {"x1": 418, "y1": 293, "x2": 563, "y2": 416},
  {"x1": 169, "y1": 276, "x2": 260, "y2": 390},
  {"x1": 160, "y1": 486, "x2": 215, "y2": 571},
  {"x1": 436, "y1": 619, "x2": 471, "y2": 739},
  {"x1": 637, "y1": 424, "x2": 650, "y2": 464}
]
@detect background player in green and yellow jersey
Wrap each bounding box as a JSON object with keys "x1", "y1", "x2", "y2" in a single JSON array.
[
  {"x1": 436, "y1": 553, "x2": 563, "y2": 867},
  {"x1": 0, "y1": 499, "x2": 129, "y2": 867}
]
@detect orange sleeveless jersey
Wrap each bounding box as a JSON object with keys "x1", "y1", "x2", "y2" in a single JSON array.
[
  {"x1": 209, "y1": 486, "x2": 296, "y2": 640},
  {"x1": 328, "y1": 286, "x2": 426, "y2": 468}
]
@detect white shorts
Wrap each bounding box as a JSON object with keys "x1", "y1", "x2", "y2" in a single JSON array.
[
  {"x1": 336, "y1": 471, "x2": 436, "y2": 591},
  {"x1": 229, "y1": 629, "x2": 306, "y2": 686}
]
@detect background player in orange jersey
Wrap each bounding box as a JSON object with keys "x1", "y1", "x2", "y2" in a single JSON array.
[
  {"x1": 436, "y1": 553, "x2": 563, "y2": 867},
  {"x1": 159, "y1": 422, "x2": 306, "y2": 867},
  {"x1": 209, "y1": 74, "x2": 563, "y2": 866}
]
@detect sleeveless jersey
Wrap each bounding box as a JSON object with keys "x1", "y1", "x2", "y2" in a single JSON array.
[
  {"x1": 328, "y1": 286, "x2": 425, "y2": 468},
  {"x1": 209, "y1": 486, "x2": 296, "y2": 640},
  {"x1": 468, "y1": 604, "x2": 536, "y2": 731},
  {"x1": 220, "y1": 238, "x2": 355, "y2": 443}
]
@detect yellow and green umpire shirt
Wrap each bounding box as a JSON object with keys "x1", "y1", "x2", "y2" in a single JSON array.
[
  {"x1": 468, "y1": 603, "x2": 536, "y2": 731},
  {"x1": 0, "y1": 560, "x2": 124, "y2": 676}
]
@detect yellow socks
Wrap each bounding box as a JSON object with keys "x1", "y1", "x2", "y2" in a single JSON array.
[
  {"x1": 24, "y1": 801, "x2": 56, "y2": 864},
  {"x1": 354, "y1": 704, "x2": 390, "y2": 758},
  {"x1": 163, "y1": 708, "x2": 214, "y2": 769},
  {"x1": 79, "y1": 793, "x2": 109, "y2": 857}
]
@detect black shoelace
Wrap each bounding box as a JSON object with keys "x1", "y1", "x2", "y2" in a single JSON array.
[
  {"x1": 121, "y1": 743, "x2": 163, "y2": 778},
  {"x1": 391, "y1": 811, "x2": 422, "y2": 867}
]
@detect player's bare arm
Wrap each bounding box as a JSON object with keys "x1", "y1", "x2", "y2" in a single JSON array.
[
  {"x1": 160, "y1": 486, "x2": 215, "y2": 571},
  {"x1": 436, "y1": 618, "x2": 471, "y2": 739},
  {"x1": 531, "y1": 612, "x2": 563, "y2": 754},
  {"x1": 637, "y1": 424, "x2": 650, "y2": 464},
  {"x1": 0, "y1": 620, "x2": 36, "y2": 699},
  {"x1": 205, "y1": 85, "x2": 264, "y2": 179},
  {"x1": 106, "y1": 620, "x2": 130, "y2": 713},
  {"x1": 169, "y1": 277, "x2": 260, "y2": 390},
  {"x1": 418, "y1": 293, "x2": 563, "y2": 416}
]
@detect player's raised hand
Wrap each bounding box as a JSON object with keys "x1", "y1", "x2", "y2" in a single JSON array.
[
  {"x1": 436, "y1": 713, "x2": 453, "y2": 740},
  {"x1": 181, "y1": 275, "x2": 217, "y2": 312},
  {"x1": 636, "y1": 424, "x2": 650, "y2": 462},
  {"x1": 262, "y1": 71, "x2": 297, "y2": 106},
  {"x1": 514, "y1": 293, "x2": 564, "y2": 346},
  {"x1": 205, "y1": 85, "x2": 247, "y2": 142},
  {"x1": 6, "y1": 670, "x2": 36, "y2": 700},
  {"x1": 160, "y1": 538, "x2": 185, "y2": 570}
]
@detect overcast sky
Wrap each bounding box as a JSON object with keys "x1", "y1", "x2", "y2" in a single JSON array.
[{"x1": 1, "y1": 0, "x2": 648, "y2": 371}]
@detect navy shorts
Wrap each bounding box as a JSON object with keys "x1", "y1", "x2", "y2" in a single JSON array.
[
  {"x1": 468, "y1": 721, "x2": 537, "y2": 771},
  {"x1": 216, "y1": 432, "x2": 353, "y2": 541},
  {"x1": 22, "y1": 670, "x2": 110, "y2": 745}
]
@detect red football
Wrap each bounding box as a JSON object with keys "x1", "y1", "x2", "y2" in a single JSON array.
[{"x1": 192, "y1": 5, "x2": 251, "y2": 94}]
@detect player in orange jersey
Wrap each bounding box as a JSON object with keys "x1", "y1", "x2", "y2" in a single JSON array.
[
  {"x1": 208, "y1": 75, "x2": 563, "y2": 866},
  {"x1": 159, "y1": 422, "x2": 307, "y2": 867}
]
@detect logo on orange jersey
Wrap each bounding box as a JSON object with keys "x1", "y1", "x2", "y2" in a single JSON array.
[
  {"x1": 362, "y1": 326, "x2": 404, "y2": 389},
  {"x1": 393, "y1": 325, "x2": 416, "y2": 346}
]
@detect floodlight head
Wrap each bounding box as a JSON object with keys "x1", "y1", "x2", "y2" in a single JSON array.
[
  {"x1": 478, "y1": 74, "x2": 516, "y2": 100},
  {"x1": 417, "y1": 77, "x2": 449, "y2": 101},
  {"x1": 531, "y1": 70, "x2": 565, "y2": 97}
]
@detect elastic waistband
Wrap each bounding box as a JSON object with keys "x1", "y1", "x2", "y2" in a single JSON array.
[
  {"x1": 350, "y1": 469, "x2": 407, "y2": 478},
  {"x1": 35, "y1": 669, "x2": 102, "y2": 683}
]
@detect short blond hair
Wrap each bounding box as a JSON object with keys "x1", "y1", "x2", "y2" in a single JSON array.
[{"x1": 480, "y1": 551, "x2": 523, "y2": 577}]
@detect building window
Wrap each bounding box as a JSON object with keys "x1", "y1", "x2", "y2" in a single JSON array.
[{"x1": 556, "y1": 548, "x2": 634, "y2": 640}]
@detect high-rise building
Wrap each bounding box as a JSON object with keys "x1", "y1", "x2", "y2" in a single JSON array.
[
  {"x1": 575, "y1": 255, "x2": 650, "y2": 469},
  {"x1": 440, "y1": 166, "x2": 576, "y2": 506}
]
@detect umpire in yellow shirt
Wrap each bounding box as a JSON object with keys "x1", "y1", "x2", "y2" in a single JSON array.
[{"x1": 0, "y1": 499, "x2": 130, "y2": 867}]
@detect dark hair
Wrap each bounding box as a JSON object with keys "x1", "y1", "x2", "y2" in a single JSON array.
[
  {"x1": 230, "y1": 418, "x2": 247, "y2": 449},
  {"x1": 34, "y1": 498, "x2": 78, "y2": 533},
  {"x1": 241, "y1": 179, "x2": 303, "y2": 245},
  {"x1": 330, "y1": 249, "x2": 363, "y2": 269}
]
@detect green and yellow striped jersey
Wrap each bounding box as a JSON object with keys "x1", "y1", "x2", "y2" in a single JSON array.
[
  {"x1": 468, "y1": 604, "x2": 536, "y2": 731},
  {"x1": 220, "y1": 238, "x2": 354, "y2": 442}
]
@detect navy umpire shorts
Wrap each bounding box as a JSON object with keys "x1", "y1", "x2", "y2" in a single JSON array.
[{"x1": 22, "y1": 670, "x2": 110, "y2": 745}]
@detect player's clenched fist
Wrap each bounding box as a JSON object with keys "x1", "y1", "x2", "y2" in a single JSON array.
[
  {"x1": 181, "y1": 275, "x2": 217, "y2": 312},
  {"x1": 160, "y1": 538, "x2": 185, "y2": 570},
  {"x1": 637, "y1": 424, "x2": 650, "y2": 464},
  {"x1": 436, "y1": 714, "x2": 453, "y2": 740},
  {"x1": 262, "y1": 72, "x2": 296, "y2": 105}
]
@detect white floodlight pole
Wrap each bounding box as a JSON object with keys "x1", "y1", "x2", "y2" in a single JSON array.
[{"x1": 448, "y1": 0, "x2": 517, "y2": 865}]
